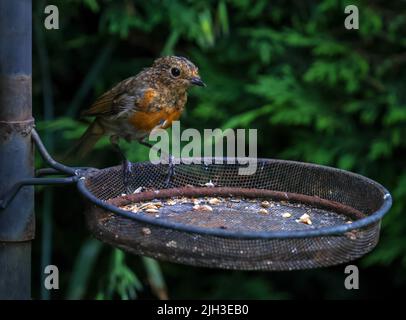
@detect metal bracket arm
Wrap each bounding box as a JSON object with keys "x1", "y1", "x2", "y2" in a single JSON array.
[{"x1": 0, "y1": 129, "x2": 87, "y2": 210}]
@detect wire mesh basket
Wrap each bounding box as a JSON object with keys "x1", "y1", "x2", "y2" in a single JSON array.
[
  {"x1": 78, "y1": 158, "x2": 392, "y2": 271},
  {"x1": 0, "y1": 130, "x2": 392, "y2": 272}
]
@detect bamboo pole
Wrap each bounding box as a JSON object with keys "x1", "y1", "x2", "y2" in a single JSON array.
[{"x1": 0, "y1": 0, "x2": 34, "y2": 299}]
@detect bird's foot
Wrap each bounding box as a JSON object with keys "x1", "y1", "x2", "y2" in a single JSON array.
[
  {"x1": 122, "y1": 159, "x2": 133, "y2": 194},
  {"x1": 165, "y1": 155, "x2": 175, "y2": 188}
]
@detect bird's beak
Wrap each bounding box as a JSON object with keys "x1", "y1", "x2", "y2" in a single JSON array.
[{"x1": 190, "y1": 76, "x2": 206, "y2": 87}]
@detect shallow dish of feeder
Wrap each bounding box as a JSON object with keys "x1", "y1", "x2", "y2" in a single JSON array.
[{"x1": 78, "y1": 158, "x2": 391, "y2": 271}]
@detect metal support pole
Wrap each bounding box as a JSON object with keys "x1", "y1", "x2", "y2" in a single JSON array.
[{"x1": 0, "y1": 0, "x2": 34, "y2": 299}]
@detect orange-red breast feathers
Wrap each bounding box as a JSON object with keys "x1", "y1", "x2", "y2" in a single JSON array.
[{"x1": 128, "y1": 108, "x2": 182, "y2": 132}]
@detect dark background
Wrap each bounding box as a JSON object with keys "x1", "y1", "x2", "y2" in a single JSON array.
[{"x1": 32, "y1": 0, "x2": 406, "y2": 299}]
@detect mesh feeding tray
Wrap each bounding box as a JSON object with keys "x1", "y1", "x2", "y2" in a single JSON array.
[{"x1": 78, "y1": 158, "x2": 391, "y2": 271}]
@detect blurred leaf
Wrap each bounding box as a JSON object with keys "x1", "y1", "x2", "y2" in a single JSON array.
[
  {"x1": 101, "y1": 249, "x2": 143, "y2": 300},
  {"x1": 199, "y1": 9, "x2": 215, "y2": 47},
  {"x1": 142, "y1": 257, "x2": 168, "y2": 300},
  {"x1": 83, "y1": 0, "x2": 100, "y2": 12},
  {"x1": 67, "y1": 239, "x2": 103, "y2": 300},
  {"x1": 217, "y1": 1, "x2": 229, "y2": 35}
]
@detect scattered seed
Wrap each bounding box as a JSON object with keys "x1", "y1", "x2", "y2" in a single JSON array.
[
  {"x1": 166, "y1": 199, "x2": 177, "y2": 206},
  {"x1": 121, "y1": 204, "x2": 139, "y2": 212},
  {"x1": 297, "y1": 213, "x2": 312, "y2": 225},
  {"x1": 152, "y1": 201, "x2": 163, "y2": 208},
  {"x1": 261, "y1": 201, "x2": 271, "y2": 208},
  {"x1": 179, "y1": 197, "x2": 190, "y2": 203},
  {"x1": 193, "y1": 204, "x2": 213, "y2": 212},
  {"x1": 145, "y1": 205, "x2": 158, "y2": 210},
  {"x1": 139, "y1": 202, "x2": 156, "y2": 210},
  {"x1": 204, "y1": 180, "x2": 215, "y2": 188},
  {"x1": 259, "y1": 208, "x2": 268, "y2": 215},
  {"x1": 133, "y1": 186, "x2": 143, "y2": 194},
  {"x1": 208, "y1": 198, "x2": 221, "y2": 205},
  {"x1": 346, "y1": 221, "x2": 353, "y2": 224},
  {"x1": 282, "y1": 212, "x2": 292, "y2": 218},
  {"x1": 141, "y1": 202, "x2": 162, "y2": 210}
]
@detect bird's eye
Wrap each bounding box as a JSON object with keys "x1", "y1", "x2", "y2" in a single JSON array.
[{"x1": 171, "y1": 67, "x2": 181, "y2": 77}]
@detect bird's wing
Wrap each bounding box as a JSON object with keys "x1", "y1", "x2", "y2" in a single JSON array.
[
  {"x1": 81, "y1": 77, "x2": 158, "y2": 117},
  {"x1": 81, "y1": 88, "x2": 117, "y2": 117}
]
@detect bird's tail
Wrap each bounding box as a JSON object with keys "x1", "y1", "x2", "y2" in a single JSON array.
[{"x1": 65, "y1": 119, "x2": 105, "y2": 161}]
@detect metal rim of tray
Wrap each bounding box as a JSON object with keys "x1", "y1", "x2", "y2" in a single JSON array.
[{"x1": 77, "y1": 158, "x2": 392, "y2": 240}]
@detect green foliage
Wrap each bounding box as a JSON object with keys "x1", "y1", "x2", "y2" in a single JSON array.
[
  {"x1": 142, "y1": 257, "x2": 168, "y2": 300},
  {"x1": 33, "y1": 0, "x2": 406, "y2": 299},
  {"x1": 66, "y1": 239, "x2": 102, "y2": 299},
  {"x1": 96, "y1": 249, "x2": 142, "y2": 300}
]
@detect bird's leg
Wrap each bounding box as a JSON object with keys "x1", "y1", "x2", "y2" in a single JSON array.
[
  {"x1": 165, "y1": 154, "x2": 175, "y2": 188},
  {"x1": 110, "y1": 135, "x2": 132, "y2": 194},
  {"x1": 138, "y1": 138, "x2": 175, "y2": 188}
]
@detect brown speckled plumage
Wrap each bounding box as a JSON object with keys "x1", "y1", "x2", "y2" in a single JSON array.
[{"x1": 74, "y1": 56, "x2": 205, "y2": 158}]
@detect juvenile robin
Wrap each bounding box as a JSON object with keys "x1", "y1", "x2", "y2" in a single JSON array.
[{"x1": 73, "y1": 56, "x2": 205, "y2": 191}]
